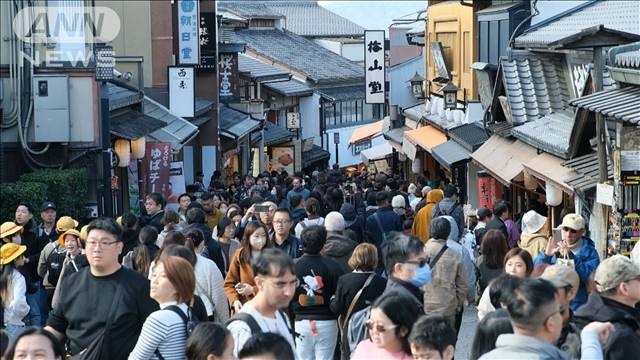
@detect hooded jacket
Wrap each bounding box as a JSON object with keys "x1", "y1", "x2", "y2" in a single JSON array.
[
  {"x1": 479, "y1": 334, "x2": 570, "y2": 360},
  {"x1": 441, "y1": 216, "x2": 477, "y2": 301},
  {"x1": 423, "y1": 238, "x2": 467, "y2": 316},
  {"x1": 431, "y1": 197, "x2": 465, "y2": 237},
  {"x1": 411, "y1": 189, "x2": 444, "y2": 242},
  {"x1": 574, "y1": 292, "x2": 640, "y2": 359},
  {"x1": 519, "y1": 232, "x2": 548, "y2": 259},
  {"x1": 321, "y1": 232, "x2": 358, "y2": 273},
  {"x1": 534, "y1": 237, "x2": 600, "y2": 310}
]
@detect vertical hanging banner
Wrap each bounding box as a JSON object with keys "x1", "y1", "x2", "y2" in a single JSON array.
[
  {"x1": 140, "y1": 142, "x2": 172, "y2": 199},
  {"x1": 197, "y1": 12, "x2": 217, "y2": 71},
  {"x1": 478, "y1": 174, "x2": 502, "y2": 210},
  {"x1": 219, "y1": 53, "x2": 239, "y2": 102},
  {"x1": 177, "y1": 0, "x2": 200, "y2": 65},
  {"x1": 166, "y1": 161, "x2": 186, "y2": 211},
  {"x1": 168, "y1": 66, "x2": 195, "y2": 117},
  {"x1": 365, "y1": 30, "x2": 385, "y2": 104}
]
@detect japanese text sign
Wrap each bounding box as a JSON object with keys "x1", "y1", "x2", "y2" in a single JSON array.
[
  {"x1": 219, "y1": 53, "x2": 239, "y2": 101},
  {"x1": 365, "y1": 30, "x2": 385, "y2": 104},
  {"x1": 168, "y1": 66, "x2": 195, "y2": 117},
  {"x1": 141, "y1": 142, "x2": 172, "y2": 199},
  {"x1": 478, "y1": 174, "x2": 502, "y2": 210},
  {"x1": 177, "y1": 0, "x2": 200, "y2": 65}
]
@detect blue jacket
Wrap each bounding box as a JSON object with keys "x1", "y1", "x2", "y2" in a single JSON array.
[
  {"x1": 534, "y1": 237, "x2": 600, "y2": 310},
  {"x1": 366, "y1": 208, "x2": 402, "y2": 272}
]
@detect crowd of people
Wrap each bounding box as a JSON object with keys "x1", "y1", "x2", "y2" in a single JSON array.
[{"x1": 1, "y1": 167, "x2": 640, "y2": 360}]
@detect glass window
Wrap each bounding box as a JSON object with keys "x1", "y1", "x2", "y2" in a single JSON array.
[
  {"x1": 335, "y1": 102, "x2": 342, "y2": 125},
  {"x1": 363, "y1": 103, "x2": 373, "y2": 121}
]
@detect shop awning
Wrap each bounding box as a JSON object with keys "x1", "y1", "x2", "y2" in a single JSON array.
[
  {"x1": 360, "y1": 143, "x2": 394, "y2": 165},
  {"x1": 251, "y1": 121, "x2": 294, "y2": 146},
  {"x1": 403, "y1": 125, "x2": 447, "y2": 153},
  {"x1": 303, "y1": 145, "x2": 331, "y2": 164},
  {"x1": 471, "y1": 135, "x2": 539, "y2": 186},
  {"x1": 522, "y1": 153, "x2": 578, "y2": 194},
  {"x1": 219, "y1": 106, "x2": 261, "y2": 139},
  {"x1": 110, "y1": 110, "x2": 165, "y2": 140},
  {"x1": 144, "y1": 97, "x2": 200, "y2": 150},
  {"x1": 431, "y1": 140, "x2": 470, "y2": 171},
  {"x1": 348, "y1": 119, "x2": 385, "y2": 146},
  {"x1": 562, "y1": 153, "x2": 613, "y2": 192},
  {"x1": 385, "y1": 126, "x2": 409, "y2": 152}
]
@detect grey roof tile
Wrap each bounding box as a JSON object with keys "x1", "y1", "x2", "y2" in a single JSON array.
[
  {"x1": 265, "y1": 1, "x2": 365, "y2": 37},
  {"x1": 302, "y1": 145, "x2": 330, "y2": 164},
  {"x1": 110, "y1": 110, "x2": 165, "y2": 140},
  {"x1": 219, "y1": 106, "x2": 261, "y2": 139},
  {"x1": 316, "y1": 85, "x2": 365, "y2": 101},
  {"x1": 510, "y1": 112, "x2": 574, "y2": 159},
  {"x1": 569, "y1": 86, "x2": 640, "y2": 124},
  {"x1": 108, "y1": 83, "x2": 142, "y2": 111},
  {"x1": 402, "y1": 103, "x2": 427, "y2": 121},
  {"x1": 431, "y1": 140, "x2": 471, "y2": 171},
  {"x1": 264, "y1": 78, "x2": 313, "y2": 97},
  {"x1": 251, "y1": 121, "x2": 294, "y2": 146},
  {"x1": 218, "y1": 2, "x2": 284, "y2": 18},
  {"x1": 385, "y1": 126, "x2": 410, "y2": 144},
  {"x1": 238, "y1": 54, "x2": 290, "y2": 81},
  {"x1": 563, "y1": 153, "x2": 613, "y2": 191},
  {"x1": 144, "y1": 97, "x2": 199, "y2": 150},
  {"x1": 448, "y1": 123, "x2": 489, "y2": 152},
  {"x1": 515, "y1": 0, "x2": 640, "y2": 48},
  {"x1": 233, "y1": 29, "x2": 363, "y2": 83}
]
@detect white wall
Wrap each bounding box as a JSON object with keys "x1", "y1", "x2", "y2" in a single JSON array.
[
  {"x1": 342, "y1": 43, "x2": 364, "y2": 62},
  {"x1": 202, "y1": 146, "x2": 216, "y2": 186},
  {"x1": 183, "y1": 145, "x2": 194, "y2": 185},
  {"x1": 300, "y1": 93, "x2": 321, "y2": 145},
  {"x1": 325, "y1": 127, "x2": 387, "y2": 167}
]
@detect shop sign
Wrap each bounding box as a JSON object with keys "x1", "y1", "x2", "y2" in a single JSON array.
[
  {"x1": 478, "y1": 174, "x2": 502, "y2": 210},
  {"x1": 219, "y1": 53, "x2": 239, "y2": 101},
  {"x1": 176, "y1": 0, "x2": 200, "y2": 65},
  {"x1": 365, "y1": 30, "x2": 385, "y2": 104},
  {"x1": 168, "y1": 66, "x2": 195, "y2": 117},
  {"x1": 166, "y1": 161, "x2": 186, "y2": 211},
  {"x1": 140, "y1": 142, "x2": 172, "y2": 199},
  {"x1": 270, "y1": 146, "x2": 295, "y2": 174},
  {"x1": 287, "y1": 112, "x2": 300, "y2": 129}
]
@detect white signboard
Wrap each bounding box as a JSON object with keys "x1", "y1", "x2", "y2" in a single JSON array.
[
  {"x1": 402, "y1": 139, "x2": 418, "y2": 161},
  {"x1": 365, "y1": 30, "x2": 385, "y2": 104},
  {"x1": 169, "y1": 66, "x2": 195, "y2": 118},
  {"x1": 287, "y1": 112, "x2": 300, "y2": 129},
  {"x1": 166, "y1": 161, "x2": 186, "y2": 211},
  {"x1": 596, "y1": 183, "x2": 614, "y2": 207},
  {"x1": 177, "y1": 0, "x2": 200, "y2": 65}
]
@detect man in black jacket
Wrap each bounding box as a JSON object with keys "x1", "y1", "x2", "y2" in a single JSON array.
[
  {"x1": 293, "y1": 225, "x2": 344, "y2": 360},
  {"x1": 485, "y1": 201, "x2": 509, "y2": 241},
  {"x1": 574, "y1": 255, "x2": 640, "y2": 359},
  {"x1": 139, "y1": 192, "x2": 165, "y2": 233},
  {"x1": 186, "y1": 207, "x2": 225, "y2": 275}
]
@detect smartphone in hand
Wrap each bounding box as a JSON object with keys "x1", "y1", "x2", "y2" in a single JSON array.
[{"x1": 552, "y1": 228, "x2": 562, "y2": 246}]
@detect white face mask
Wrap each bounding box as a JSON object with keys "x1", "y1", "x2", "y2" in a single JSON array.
[
  {"x1": 271, "y1": 188, "x2": 277, "y2": 196},
  {"x1": 249, "y1": 235, "x2": 267, "y2": 250}
]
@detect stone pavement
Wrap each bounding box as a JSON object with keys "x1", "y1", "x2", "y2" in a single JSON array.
[{"x1": 455, "y1": 305, "x2": 479, "y2": 359}]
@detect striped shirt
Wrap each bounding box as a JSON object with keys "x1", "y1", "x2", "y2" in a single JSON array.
[{"x1": 129, "y1": 302, "x2": 187, "y2": 360}]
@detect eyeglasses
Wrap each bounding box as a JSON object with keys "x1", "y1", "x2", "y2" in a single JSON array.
[
  {"x1": 85, "y1": 240, "x2": 119, "y2": 248},
  {"x1": 562, "y1": 227, "x2": 577, "y2": 234},
  {"x1": 406, "y1": 258, "x2": 427, "y2": 268},
  {"x1": 366, "y1": 321, "x2": 397, "y2": 333}
]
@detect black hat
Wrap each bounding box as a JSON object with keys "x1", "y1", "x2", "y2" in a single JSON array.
[
  {"x1": 41, "y1": 201, "x2": 57, "y2": 212},
  {"x1": 340, "y1": 203, "x2": 357, "y2": 227}
]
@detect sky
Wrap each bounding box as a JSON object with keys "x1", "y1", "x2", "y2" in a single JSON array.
[{"x1": 318, "y1": 1, "x2": 426, "y2": 32}]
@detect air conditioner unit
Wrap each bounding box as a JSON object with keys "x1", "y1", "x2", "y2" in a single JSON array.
[{"x1": 33, "y1": 75, "x2": 70, "y2": 142}]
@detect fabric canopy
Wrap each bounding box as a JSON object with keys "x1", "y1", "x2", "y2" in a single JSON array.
[
  {"x1": 403, "y1": 125, "x2": 447, "y2": 152},
  {"x1": 471, "y1": 135, "x2": 539, "y2": 186},
  {"x1": 360, "y1": 143, "x2": 394, "y2": 165},
  {"x1": 523, "y1": 153, "x2": 577, "y2": 194},
  {"x1": 348, "y1": 120, "x2": 385, "y2": 146},
  {"x1": 431, "y1": 140, "x2": 470, "y2": 171}
]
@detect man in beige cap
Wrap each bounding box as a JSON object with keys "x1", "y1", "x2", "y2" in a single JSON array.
[
  {"x1": 575, "y1": 255, "x2": 640, "y2": 359},
  {"x1": 540, "y1": 265, "x2": 581, "y2": 358},
  {"x1": 535, "y1": 213, "x2": 600, "y2": 310}
]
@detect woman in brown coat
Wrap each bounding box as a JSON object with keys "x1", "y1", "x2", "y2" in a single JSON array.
[{"x1": 223, "y1": 220, "x2": 273, "y2": 314}]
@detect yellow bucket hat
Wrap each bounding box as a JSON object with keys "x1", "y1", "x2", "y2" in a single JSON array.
[
  {"x1": 1, "y1": 242, "x2": 27, "y2": 265},
  {"x1": 0, "y1": 222, "x2": 23, "y2": 239},
  {"x1": 59, "y1": 228, "x2": 81, "y2": 246},
  {"x1": 56, "y1": 216, "x2": 79, "y2": 233}
]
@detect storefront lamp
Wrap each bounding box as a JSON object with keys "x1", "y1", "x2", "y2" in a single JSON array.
[
  {"x1": 441, "y1": 81, "x2": 458, "y2": 110},
  {"x1": 408, "y1": 72, "x2": 425, "y2": 99},
  {"x1": 130, "y1": 137, "x2": 146, "y2": 159},
  {"x1": 113, "y1": 139, "x2": 131, "y2": 167}
]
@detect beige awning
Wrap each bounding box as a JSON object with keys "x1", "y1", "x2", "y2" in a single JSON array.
[
  {"x1": 522, "y1": 153, "x2": 577, "y2": 194},
  {"x1": 471, "y1": 135, "x2": 539, "y2": 186}
]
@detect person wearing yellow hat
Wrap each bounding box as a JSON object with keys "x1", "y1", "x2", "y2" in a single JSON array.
[
  {"x1": 1, "y1": 242, "x2": 30, "y2": 341},
  {"x1": 37, "y1": 216, "x2": 79, "y2": 307},
  {"x1": 51, "y1": 228, "x2": 90, "y2": 310},
  {"x1": 1, "y1": 221, "x2": 23, "y2": 244}
]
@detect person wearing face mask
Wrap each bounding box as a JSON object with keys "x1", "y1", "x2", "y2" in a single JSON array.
[
  {"x1": 224, "y1": 221, "x2": 273, "y2": 314},
  {"x1": 423, "y1": 218, "x2": 468, "y2": 332},
  {"x1": 382, "y1": 233, "x2": 431, "y2": 313}
]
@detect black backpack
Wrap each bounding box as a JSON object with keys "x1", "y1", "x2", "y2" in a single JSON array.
[
  {"x1": 225, "y1": 309, "x2": 295, "y2": 338},
  {"x1": 46, "y1": 245, "x2": 67, "y2": 286}
]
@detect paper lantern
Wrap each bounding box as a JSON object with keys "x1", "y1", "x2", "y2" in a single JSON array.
[
  {"x1": 523, "y1": 170, "x2": 538, "y2": 191},
  {"x1": 412, "y1": 157, "x2": 422, "y2": 174},
  {"x1": 131, "y1": 137, "x2": 146, "y2": 159},
  {"x1": 114, "y1": 139, "x2": 131, "y2": 167},
  {"x1": 546, "y1": 183, "x2": 563, "y2": 207}
]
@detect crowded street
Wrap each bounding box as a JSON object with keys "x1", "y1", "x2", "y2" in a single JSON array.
[{"x1": 1, "y1": 1, "x2": 640, "y2": 359}]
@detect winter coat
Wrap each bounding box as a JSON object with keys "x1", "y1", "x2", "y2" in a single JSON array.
[
  {"x1": 442, "y1": 216, "x2": 477, "y2": 301},
  {"x1": 423, "y1": 238, "x2": 468, "y2": 317},
  {"x1": 320, "y1": 232, "x2": 358, "y2": 273},
  {"x1": 139, "y1": 210, "x2": 164, "y2": 233},
  {"x1": 411, "y1": 189, "x2": 444, "y2": 242},
  {"x1": 574, "y1": 293, "x2": 640, "y2": 359},
  {"x1": 479, "y1": 334, "x2": 570, "y2": 360},
  {"x1": 519, "y1": 232, "x2": 548, "y2": 259},
  {"x1": 474, "y1": 255, "x2": 503, "y2": 295},
  {"x1": 431, "y1": 197, "x2": 465, "y2": 238},
  {"x1": 223, "y1": 249, "x2": 257, "y2": 307},
  {"x1": 534, "y1": 237, "x2": 600, "y2": 310},
  {"x1": 120, "y1": 229, "x2": 139, "y2": 263},
  {"x1": 384, "y1": 276, "x2": 424, "y2": 313},
  {"x1": 485, "y1": 217, "x2": 508, "y2": 242}
]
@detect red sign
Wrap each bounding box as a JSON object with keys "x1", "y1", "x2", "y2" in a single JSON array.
[
  {"x1": 140, "y1": 142, "x2": 172, "y2": 199},
  {"x1": 478, "y1": 174, "x2": 502, "y2": 210}
]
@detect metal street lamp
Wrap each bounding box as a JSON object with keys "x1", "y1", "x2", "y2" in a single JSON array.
[
  {"x1": 441, "y1": 80, "x2": 458, "y2": 110},
  {"x1": 408, "y1": 72, "x2": 425, "y2": 99}
]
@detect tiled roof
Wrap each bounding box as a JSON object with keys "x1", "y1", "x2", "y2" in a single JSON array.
[
  {"x1": 265, "y1": 1, "x2": 365, "y2": 37},
  {"x1": 251, "y1": 121, "x2": 294, "y2": 146},
  {"x1": 110, "y1": 110, "x2": 165, "y2": 140},
  {"x1": 431, "y1": 140, "x2": 470, "y2": 171},
  {"x1": 108, "y1": 83, "x2": 142, "y2": 111},
  {"x1": 144, "y1": 87, "x2": 213, "y2": 117},
  {"x1": 510, "y1": 112, "x2": 574, "y2": 159},
  {"x1": 563, "y1": 153, "x2": 613, "y2": 191},
  {"x1": 515, "y1": 0, "x2": 640, "y2": 48},
  {"x1": 448, "y1": 123, "x2": 489, "y2": 152},
  {"x1": 144, "y1": 97, "x2": 199, "y2": 150},
  {"x1": 218, "y1": 1, "x2": 284, "y2": 19},
  {"x1": 570, "y1": 86, "x2": 640, "y2": 124},
  {"x1": 302, "y1": 145, "x2": 331, "y2": 164},
  {"x1": 501, "y1": 52, "x2": 572, "y2": 125},
  {"x1": 219, "y1": 106, "x2": 261, "y2": 139},
  {"x1": 233, "y1": 29, "x2": 363, "y2": 83},
  {"x1": 615, "y1": 50, "x2": 640, "y2": 68},
  {"x1": 403, "y1": 102, "x2": 427, "y2": 122},
  {"x1": 238, "y1": 54, "x2": 290, "y2": 81},
  {"x1": 264, "y1": 78, "x2": 313, "y2": 97},
  {"x1": 316, "y1": 85, "x2": 365, "y2": 101}
]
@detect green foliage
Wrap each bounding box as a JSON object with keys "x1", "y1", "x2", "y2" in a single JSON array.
[
  {"x1": 18, "y1": 168, "x2": 88, "y2": 220},
  {"x1": 0, "y1": 182, "x2": 48, "y2": 222}
]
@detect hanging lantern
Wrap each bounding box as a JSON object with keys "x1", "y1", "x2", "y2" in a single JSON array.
[
  {"x1": 113, "y1": 139, "x2": 131, "y2": 167},
  {"x1": 441, "y1": 81, "x2": 459, "y2": 110},
  {"x1": 546, "y1": 183, "x2": 563, "y2": 207},
  {"x1": 523, "y1": 170, "x2": 538, "y2": 191},
  {"x1": 412, "y1": 157, "x2": 422, "y2": 174},
  {"x1": 131, "y1": 137, "x2": 146, "y2": 159}
]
